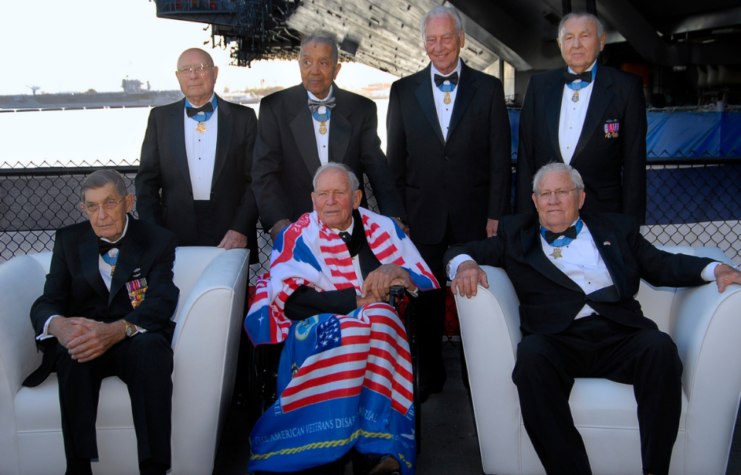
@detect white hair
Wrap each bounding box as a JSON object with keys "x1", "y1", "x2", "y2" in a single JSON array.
[
  {"x1": 313, "y1": 162, "x2": 360, "y2": 193},
  {"x1": 420, "y1": 5, "x2": 463, "y2": 40},
  {"x1": 557, "y1": 12, "x2": 605, "y2": 41},
  {"x1": 532, "y1": 163, "x2": 585, "y2": 194}
]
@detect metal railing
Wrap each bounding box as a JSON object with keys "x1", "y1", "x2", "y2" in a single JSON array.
[{"x1": 2, "y1": 159, "x2": 740, "y2": 343}]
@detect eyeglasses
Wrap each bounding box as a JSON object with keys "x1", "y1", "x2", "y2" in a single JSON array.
[
  {"x1": 176, "y1": 63, "x2": 214, "y2": 77},
  {"x1": 83, "y1": 197, "x2": 125, "y2": 214},
  {"x1": 538, "y1": 188, "x2": 577, "y2": 200}
]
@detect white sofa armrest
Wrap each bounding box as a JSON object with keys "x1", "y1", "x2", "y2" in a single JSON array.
[
  {"x1": 454, "y1": 265, "x2": 523, "y2": 474},
  {"x1": 669, "y1": 282, "x2": 741, "y2": 474},
  {"x1": 0, "y1": 255, "x2": 48, "y2": 473},
  {"x1": 170, "y1": 248, "x2": 249, "y2": 475}
]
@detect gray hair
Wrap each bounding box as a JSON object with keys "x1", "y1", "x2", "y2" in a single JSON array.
[
  {"x1": 557, "y1": 12, "x2": 605, "y2": 41},
  {"x1": 177, "y1": 48, "x2": 214, "y2": 67},
  {"x1": 80, "y1": 170, "x2": 129, "y2": 203},
  {"x1": 532, "y1": 163, "x2": 585, "y2": 194},
  {"x1": 300, "y1": 33, "x2": 339, "y2": 64},
  {"x1": 313, "y1": 163, "x2": 360, "y2": 193},
  {"x1": 420, "y1": 5, "x2": 463, "y2": 40}
]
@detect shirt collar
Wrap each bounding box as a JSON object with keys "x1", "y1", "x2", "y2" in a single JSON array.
[
  {"x1": 185, "y1": 93, "x2": 216, "y2": 109},
  {"x1": 100, "y1": 215, "x2": 129, "y2": 244},
  {"x1": 567, "y1": 61, "x2": 598, "y2": 76},
  {"x1": 329, "y1": 216, "x2": 354, "y2": 235},
  {"x1": 430, "y1": 59, "x2": 462, "y2": 82},
  {"x1": 307, "y1": 86, "x2": 334, "y2": 102}
]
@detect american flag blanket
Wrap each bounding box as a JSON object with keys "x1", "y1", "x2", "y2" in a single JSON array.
[{"x1": 244, "y1": 208, "x2": 438, "y2": 474}]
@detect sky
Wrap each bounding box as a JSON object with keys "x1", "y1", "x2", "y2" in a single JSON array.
[{"x1": 3, "y1": 0, "x2": 398, "y2": 95}]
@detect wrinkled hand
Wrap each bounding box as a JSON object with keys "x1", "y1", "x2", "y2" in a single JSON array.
[
  {"x1": 67, "y1": 320, "x2": 126, "y2": 363},
  {"x1": 486, "y1": 219, "x2": 499, "y2": 238},
  {"x1": 49, "y1": 316, "x2": 95, "y2": 349},
  {"x1": 270, "y1": 219, "x2": 292, "y2": 243},
  {"x1": 451, "y1": 260, "x2": 489, "y2": 299},
  {"x1": 715, "y1": 263, "x2": 741, "y2": 293},
  {"x1": 392, "y1": 217, "x2": 410, "y2": 236},
  {"x1": 361, "y1": 264, "x2": 416, "y2": 302},
  {"x1": 218, "y1": 230, "x2": 247, "y2": 250}
]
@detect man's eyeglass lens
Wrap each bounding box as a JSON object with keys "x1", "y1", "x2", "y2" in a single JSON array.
[
  {"x1": 177, "y1": 64, "x2": 212, "y2": 76},
  {"x1": 540, "y1": 189, "x2": 575, "y2": 199},
  {"x1": 85, "y1": 198, "x2": 124, "y2": 213}
]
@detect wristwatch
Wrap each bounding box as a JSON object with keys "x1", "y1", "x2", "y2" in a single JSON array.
[{"x1": 122, "y1": 320, "x2": 136, "y2": 337}]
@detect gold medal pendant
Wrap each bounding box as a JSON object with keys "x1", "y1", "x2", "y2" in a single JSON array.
[
  {"x1": 550, "y1": 248, "x2": 563, "y2": 259},
  {"x1": 571, "y1": 90, "x2": 579, "y2": 103},
  {"x1": 195, "y1": 122, "x2": 207, "y2": 134},
  {"x1": 319, "y1": 122, "x2": 328, "y2": 135},
  {"x1": 444, "y1": 91, "x2": 451, "y2": 105}
]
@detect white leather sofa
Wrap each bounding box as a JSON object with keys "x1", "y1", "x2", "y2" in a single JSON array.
[
  {"x1": 453, "y1": 245, "x2": 741, "y2": 475},
  {"x1": 0, "y1": 247, "x2": 249, "y2": 475}
]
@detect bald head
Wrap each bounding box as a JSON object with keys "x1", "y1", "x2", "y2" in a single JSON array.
[{"x1": 176, "y1": 48, "x2": 218, "y2": 106}]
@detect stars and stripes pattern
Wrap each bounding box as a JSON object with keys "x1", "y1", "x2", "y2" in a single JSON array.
[
  {"x1": 244, "y1": 207, "x2": 439, "y2": 346},
  {"x1": 279, "y1": 303, "x2": 413, "y2": 415}
]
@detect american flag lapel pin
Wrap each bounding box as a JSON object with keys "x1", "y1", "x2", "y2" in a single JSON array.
[{"x1": 604, "y1": 241, "x2": 611, "y2": 246}]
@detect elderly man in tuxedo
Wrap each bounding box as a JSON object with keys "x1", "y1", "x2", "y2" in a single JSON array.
[
  {"x1": 386, "y1": 5, "x2": 511, "y2": 399},
  {"x1": 515, "y1": 12, "x2": 647, "y2": 223},
  {"x1": 446, "y1": 163, "x2": 741, "y2": 475},
  {"x1": 136, "y1": 47, "x2": 259, "y2": 258},
  {"x1": 252, "y1": 33, "x2": 406, "y2": 243},
  {"x1": 23, "y1": 170, "x2": 179, "y2": 475}
]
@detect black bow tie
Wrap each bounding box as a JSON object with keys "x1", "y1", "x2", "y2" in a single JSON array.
[
  {"x1": 434, "y1": 71, "x2": 459, "y2": 87},
  {"x1": 564, "y1": 71, "x2": 593, "y2": 84},
  {"x1": 544, "y1": 226, "x2": 578, "y2": 244},
  {"x1": 338, "y1": 231, "x2": 352, "y2": 244},
  {"x1": 186, "y1": 102, "x2": 214, "y2": 117},
  {"x1": 99, "y1": 239, "x2": 120, "y2": 256},
  {"x1": 308, "y1": 97, "x2": 337, "y2": 114}
]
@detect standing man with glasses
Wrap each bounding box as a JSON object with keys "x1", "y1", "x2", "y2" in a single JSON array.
[
  {"x1": 24, "y1": 170, "x2": 179, "y2": 475},
  {"x1": 386, "y1": 5, "x2": 511, "y2": 401},
  {"x1": 515, "y1": 12, "x2": 647, "y2": 223},
  {"x1": 252, "y1": 33, "x2": 406, "y2": 243},
  {"x1": 136, "y1": 47, "x2": 259, "y2": 258}
]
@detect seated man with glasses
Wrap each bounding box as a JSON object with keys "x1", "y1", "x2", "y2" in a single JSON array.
[
  {"x1": 444, "y1": 162, "x2": 741, "y2": 475},
  {"x1": 23, "y1": 170, "x2": 180, "y2": 475}
]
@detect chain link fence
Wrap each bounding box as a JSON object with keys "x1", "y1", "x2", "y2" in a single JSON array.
[{"x1": 2, "y1": 159, "x2": 740, "y2": 344}]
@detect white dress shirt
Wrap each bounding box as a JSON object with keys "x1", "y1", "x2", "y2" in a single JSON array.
[
  {"x1": 184, "y1": 93, "x2": 218, "y2": 200},
  {"x1": 308, "y1": 87, "x2": 333, "y2": 166},
  {"x1": 37, "y1": 216, "x2": 146, "y2": 340},
  {"x1": 447, "y1": 219, "x2": 721, "y2": 321},
  {"x1": 558, "y1": 62, "x2": 597, "y2": 164},
  {"x1": 430, "y1": 60, "x2": 462, "y2": 141}
]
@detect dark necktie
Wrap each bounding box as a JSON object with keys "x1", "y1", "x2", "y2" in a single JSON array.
[
  {"x1": 434, "y1": 71, "x2": 459, "y2": 87},
  {"x1": 564, "y1": 71, "x2": 592, "y2": 84},
  {"x1": 308, "y1": 97, "x2": 337, "y2": 113},
  {"x1": 186, "y1": 102, "x2": 214, "y2": 117},
  {"x1": 338, "y1": 231, "x2": 352, "y2": 244},
  {"x1": 99, "y1": 239, "x2": 119, "y2": 256},
  {"x1": 544, "y1": 226, "x2": 578, "y2": 244}
]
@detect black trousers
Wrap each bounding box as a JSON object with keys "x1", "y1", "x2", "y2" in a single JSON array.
[
  {"x1": 512, "y1": 315, "x2": 683, "y2": 475},
  {"x1": 55, "y1": 332, "x2": 174, "y2": 468},
  {"x1": 194, "y1": 200, "x2": 221, "y2": 246},
  {"x1": 410, "y1": 220, "x2": 457, "y2": 390}
]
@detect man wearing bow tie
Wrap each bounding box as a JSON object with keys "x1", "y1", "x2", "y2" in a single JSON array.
[
  {"x1": 446, "y1": 163, "x2": 741, "y2": 475},
  {"x1": 515, "y1": 12, "x2": 647, "y2": 223},
  {"x1": 386, "y1": 5, "x2": 511, "y2": 400},
  {"x1": 24, "y1": 170, "x2": 180, "y2": 475},
  {"x1": 136, "y1": 48, "x2": 259, "y2": 258},
  {"x1": 252, "y1": 34, "x2": 406, "y2": 243}
]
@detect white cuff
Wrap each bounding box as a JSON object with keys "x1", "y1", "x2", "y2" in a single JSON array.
[
  {"x1": 701, "y1": 262, "x2": 721, "y2": 282},
  {"x1": 134, "y1": 325, "x2": 147, "y2": 335},
  {"x1": 447, "y1": 254, "x2": 475, "y2": 280},
  {"x1": 36, "y1": 315, "x2": 61, "y2": 341}
]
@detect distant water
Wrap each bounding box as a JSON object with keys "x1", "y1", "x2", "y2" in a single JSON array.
[{"x1": 0, "y1": 99, "x2": 390, "y2": 167}]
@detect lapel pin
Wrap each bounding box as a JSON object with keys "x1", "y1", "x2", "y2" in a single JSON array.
[{"x1": 603, "y1": 241, "x2": 611, "y2": 246}]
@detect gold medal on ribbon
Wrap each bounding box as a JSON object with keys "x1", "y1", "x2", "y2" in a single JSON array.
[
  {"x1": 196, "y1": 122, "x2": 207, "y2": 134},
  {"x1": 444, "y1": 92, "x2": 451, "y2": 105},
  {"x1": 550, "y1": 248, "x2": 563, "y2": 259},
  {"x1": 571, "y1": 91, "x2": 579, "y2": 103},
  {"x1": 319, "y1": 122, "x2": 328, "y2": 135}
]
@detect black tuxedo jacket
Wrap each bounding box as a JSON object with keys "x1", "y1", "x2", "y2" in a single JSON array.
[
  {"x1": 136, "y1": 95, "x2": 259, "y2": 258},
  {"x1": 386, "y1": 62, "x2": 512, "y2": 246},
  {"x1": 24, "y1": 217, "x2": 180, "y2": 387},
  {"x1": 514, "y1": 66, "x2": 647, "y2": 222},
  {"x1": 445, "y1": 213, "x2": 714, "y2": 335},
  {"x1": 251, "y1": 84, "x2": 405, "y2": 231}
]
